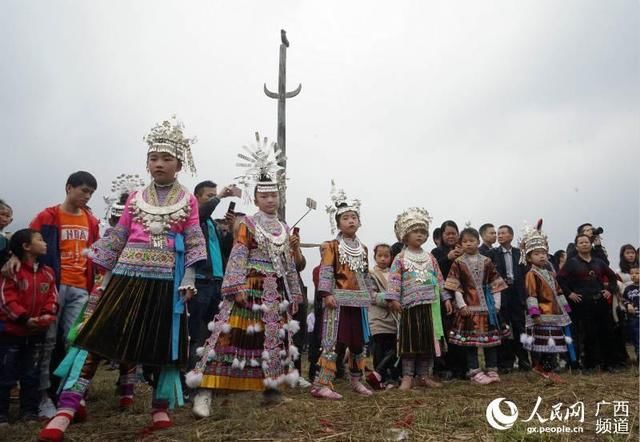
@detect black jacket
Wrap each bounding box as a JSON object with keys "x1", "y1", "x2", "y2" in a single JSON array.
[
  {"x1": 196, "y1": 197, "x2": 233, "y2": 278},
  {"x1": 490, "y1": 246, "x2": 527, "y2": 302}
]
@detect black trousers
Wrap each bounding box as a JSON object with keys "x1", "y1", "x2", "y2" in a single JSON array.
[
  {"x1": 371, "y1": 333, "x2": 401, "y2": 382},
  {"x1": 569, "y1": 296, "x2": 615, "y2": 369},
  {"x1": 497, "y1": 286, "x2": 531, "y2": 370}
]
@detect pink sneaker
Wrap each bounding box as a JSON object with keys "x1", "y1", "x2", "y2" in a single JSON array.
[
  {"x1": 350, "y1": 379, "x2": 374, "y2": 396},
  {"x1": 470, "y1": 372, "x2": 492, "y2": 385},
  {"x1": 310, "y1": 386, "x2": 343, "y2": 400},
  {"x1": 486, "y1": 371, "x2": 501, "y2": 383}
]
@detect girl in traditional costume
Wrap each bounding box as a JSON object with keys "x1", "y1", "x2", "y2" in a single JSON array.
[
  {"x1": 310, "y1": 182, "x2": 377, "y2": 400},
  {"x1": 519, "y1": 221, "x2": 574, "y2": 383},
  {"x1": 187, "y1": 134, "x2": 302, "y2": 417},
  {"x1": 386, "y1": 208, "x2": 451, "y2": 390},
  {"x1": 445, "y1": 227, "x2": 509, "y2": 385},
  {"x1": 39, "y1": 117, "x2": 206, "y2": 441}
]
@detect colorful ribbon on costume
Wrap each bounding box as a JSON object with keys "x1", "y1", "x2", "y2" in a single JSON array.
[
  {"x1": 563, "y1": 325, "x2": 577, "y2": 362},
  {"x1": 484, "y1": 284, "x2": 500, "y2": 328},
  {"x1": 171, "y1": 232, "x2": 185, "y2": 361}
]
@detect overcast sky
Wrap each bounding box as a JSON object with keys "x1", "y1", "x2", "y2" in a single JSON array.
[{"x1": 1, "y1": 1, "x2": 638, "y2": 290}]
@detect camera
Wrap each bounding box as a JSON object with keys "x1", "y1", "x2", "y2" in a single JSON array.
[{"x1": 592, "y1": 227, "x2": 604, "y2": 235}]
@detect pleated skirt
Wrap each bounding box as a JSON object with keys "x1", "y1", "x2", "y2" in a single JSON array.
[
  {"x1": 400, "y1": 304, "x2": 435, "y2": 357},
  {"x1": 74, "y1": 274, "x2": 188, "y2": 367}
]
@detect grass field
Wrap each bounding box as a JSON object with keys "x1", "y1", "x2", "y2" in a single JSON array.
[{"x1": 9, "y1": 363, "x2": 639, "y2": 441}]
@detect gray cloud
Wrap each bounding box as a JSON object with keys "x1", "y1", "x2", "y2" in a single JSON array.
[{"x1": 1, "y1": 1, "x2": 638, "y2": 289}]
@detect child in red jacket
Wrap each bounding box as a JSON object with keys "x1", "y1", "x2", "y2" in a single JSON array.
[{"x1": 0, "y1": 229, "x2": 57, "y2": 424}]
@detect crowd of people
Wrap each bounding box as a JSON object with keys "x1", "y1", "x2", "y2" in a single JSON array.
[{"x1": 0, "y1": 117, "x2": 636, "y2": 441}]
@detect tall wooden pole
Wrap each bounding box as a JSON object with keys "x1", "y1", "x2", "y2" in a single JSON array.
[{"x1": 264, "y1": 29, "x2": 301, "y2": 221}]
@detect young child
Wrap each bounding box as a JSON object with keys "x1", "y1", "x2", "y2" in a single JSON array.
[
  {"x1": 311, "y1": 182, "x2": 377, "y2": 400},
  {"x1": 53, "y1": 174, "x2": 146, "y2": 415},
  {"x1": 386, "y1": 208, "x2": 451, "y2": 390},
  {"x1": 445, "y1": 227, "x2": 509, "y2": 385},
  {"x1": 622, "y1": 266, "x2": 639, "y2": 361},
  {"x1": 0, "y1": 229, "x2": 57, "y2": 424},
  {"x1": 366, "y1": 243, "x2": 400, "y2": 390},
  {"x1": 0, "y1": 200, "x2": 12, "y2": 269},
  {"x1": 519, "y1": 222, "x2": 574, "y2": 383},
  {"x1": 39, "y1": 116, "x2": 207, "y2": 440},
  {"x1": 187, "y1": 135, "x2": 302, "y2": 416}
]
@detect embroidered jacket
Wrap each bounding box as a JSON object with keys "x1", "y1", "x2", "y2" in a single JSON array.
[
  {"x1": 89, "y1": 183, "x2": 206, "y2": 280},
  {"x1": 385, "y1": 250, "x2": 445, "y2": 308}
]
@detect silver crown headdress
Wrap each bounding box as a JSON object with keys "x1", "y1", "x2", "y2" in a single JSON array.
[
  {"x1": 325, "y1": 180, "x2": 361, "y2": 234},
  {"x1": 144, "y1": 115, "x2": 197, "y2": 175},
  {"x1": 235, "y1": 132, "x2": 285, "y2": 203},
  {"x1": 394, "y1": 207, "x2": 433, "y2": 241},
  {"x1": 103, "y1": 173, "x2": 145, "y2": 221},
  {"x1": 519, "y1": 219, "x2": 549, "y2": 264}
]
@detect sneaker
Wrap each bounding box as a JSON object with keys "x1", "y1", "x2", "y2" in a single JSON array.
[
  {"x1": 297, "y1": 377, "x2": 312, "y2": 389},
  {"x1": 470, "y1": 372, "x2": 492, "y2": 385},
  {"x1": 39, "y1": 396, "x2": 57, "y2": 420},
  {"x1": 192, "y1": 390, "x2": 212, "y2": 419}
]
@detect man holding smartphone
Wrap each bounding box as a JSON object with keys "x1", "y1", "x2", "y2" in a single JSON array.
[{"x1": 190, "y1": 181, "x2": 241, "y2": 379}]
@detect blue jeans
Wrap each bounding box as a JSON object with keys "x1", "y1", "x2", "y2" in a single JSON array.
[
  {"x1": 188, "y1": 278, "x2": 222, "y2": 370},
  {"x1": 40, "y1": 284, "x2": 87, "y2": 391},
  {"x1": 0, "y1": 336, "x2": 43, "y2": 417},
  {"x1": 628, "y1": 317, "x2": 639, "y2": 359}
]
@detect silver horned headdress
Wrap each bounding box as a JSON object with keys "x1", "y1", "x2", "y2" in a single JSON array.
[
  {"x1": 394, "y1": 207, "x2": 433, "y2": 241},
  {"x1": 325, "y1": 180, "x2": 361, "y2": 235},
  {"x1": 519, "y1": 219, "x2": 549, "y2": 264},
  {"x1": 144, "y1": 115, "x2": 197, "y2": 175},
  {"x1": 103, "y1": 173, "x2": 145, "y2": 221},
  {"x1": 235, "y1": 132, "x2": 285, "y2": 203}
]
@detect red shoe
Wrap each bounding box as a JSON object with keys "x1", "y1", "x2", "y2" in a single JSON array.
[
  {"x1": 366, "y1": 372, "x2": 384, "y2": 391},
  {"x1": 119, "y1": 396, "x2": 134, "y2": 410},
  {"x1": 38, "y1": 411, "x2": 73, "y2": 442},
  {"x1": 73, "y1": 401, "x2": 87, "y2": 423}
]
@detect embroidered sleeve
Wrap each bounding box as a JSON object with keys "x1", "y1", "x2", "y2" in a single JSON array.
[
  {"x1": 89, "y1": 194, "x2": 134, "y2": 270},
  {"x1": 486, "y1": 258, "x2": 508, "y2": 293},
  {"x1": 444, "y1": 260, "x2": 462, "y2": 293},
  {"x1": 385, "y1": 255, "x2": 402, "y2": 302},
  {"x1": 286, "y1": 253, "x2": 303, "y2": 304},
  {"x1": 524, "y1": 271, "x2": 541, "y2": 316},
  {"x1": 89, "y1": 224, "x2": 129, "y2": 271},
  {"x1": 221, "y1": 221, "x2": 251, "y2": 299},
  {"x1": 317, "y1": 241, "x2": 336, "y2": 297},
  {"x1": 184, "y1": 196, "x2": 207, "y2": 268}
]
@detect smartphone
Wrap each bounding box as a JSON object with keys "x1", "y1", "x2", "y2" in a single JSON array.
[
  {"x1": 227, "y1": 201, "x2": 236, "y2": 214},
  {"x1": 293, "y1": 227, "x2": 300, "y2": 235}
]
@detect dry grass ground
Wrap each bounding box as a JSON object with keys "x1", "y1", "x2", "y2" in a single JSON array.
[{"x1": 8, "y1": 363, "x2": 639, "y2": 442}]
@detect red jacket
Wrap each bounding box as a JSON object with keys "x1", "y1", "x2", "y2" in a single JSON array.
[{"x1": 0, "y1": 261, "x2": 59, "y2": 336}]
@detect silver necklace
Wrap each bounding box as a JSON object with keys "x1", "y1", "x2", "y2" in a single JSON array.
[
  {"x1": 131, "y1": 182, "x2": 190, "y2": 248},
  {"x1": 404, "y1": 248, "x2": 433, "y2": 283},
  {"x1": 253, "y1": 212, "x2": 290, "y2": 278},
  {"x1": 338, "y1": 234, "x2": 367, "y2": 273}
]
